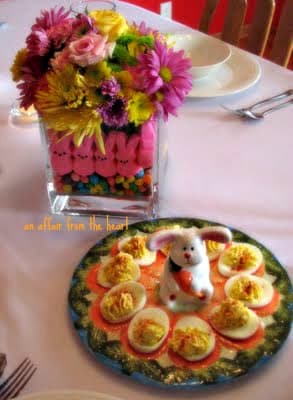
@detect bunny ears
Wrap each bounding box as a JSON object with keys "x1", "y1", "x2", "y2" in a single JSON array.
[
  {"x1": 146, "y1": 226, "x2": 232, "y2": 251},
  {"x1": 147, "y1": 230, "x2": 182, "y2": 251}
]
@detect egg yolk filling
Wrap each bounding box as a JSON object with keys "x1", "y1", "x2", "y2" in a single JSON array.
[
  {"x1": 170, "y1": 327, "x2": 211, "y2": 358},
  {"x1": 133, "y1": 319, "x2": 165, "y2": 346},
  {"x1": 122, "y1": 236, "x2": 149, "y2": 259},
  {"x1": 230, "y1": 277, "x2": 263, "y2": 302},
  {"x1": 102, "y1": 290, "x2": 134, "y2": 320},
  {"x1": 222, "y1": 245, "x2": 258, "y2": 270},
  {"x1": 104, "y1": 253, "x2": 137, "y2": 285},
  {"x1": 211, "y1": 298, "x2": 249, "y2": 330},
  {"x1": 206, "y1": 240, "x2": 223, "y2": 254}
]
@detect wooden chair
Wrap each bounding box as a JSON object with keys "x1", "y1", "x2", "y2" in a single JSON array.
[
  {"x1": 199, "y1": 0, "x2": 292, "y2": 67},
  {"x1": 270, "y1": 0, "x2": 293, "y2": 67},
  {"x1": 199, "y1": 0, "x2": 248, "y2": 46},
  {"x1": 246, "y1": 0, "x2": 275, "y2": 56}
]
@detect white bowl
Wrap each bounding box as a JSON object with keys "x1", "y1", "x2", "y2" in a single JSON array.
[{"x1": 169, "y1": 33, "x2": 231, "y2": 80}]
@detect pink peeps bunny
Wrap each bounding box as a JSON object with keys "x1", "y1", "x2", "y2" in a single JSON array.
[
  {"x1": 72, "y1": 137, "x2": 95, "y2": 176},
  {"x1": 95, "y1": 132, "x2": 117, "y2": 177},
  {"x1": 116, "y1": 132, "x2": 141, "y2": 177},
  {"x1": 49, "y1": 135, "x2": 73, "y2": 176},
  {"x1": 137, "y1": 120, "x2": 156, "y2": 169}
]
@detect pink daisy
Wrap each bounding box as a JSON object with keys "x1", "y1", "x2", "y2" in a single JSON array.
[
  {"x1": 32, "y1": 7, "x2": 70, "y2": 31},
  {"x1": 48, "y1": 19, "x2": 74, "y2": 48},
  {"x1": 132, "y1": 40, "x2": 192, "y2": 119},
  {"x1": 26, "y1": 28, "x2": 50, "y2": 56},
  {"x1": 17, "y1": 56, "x2": 47, "y2": 108}
]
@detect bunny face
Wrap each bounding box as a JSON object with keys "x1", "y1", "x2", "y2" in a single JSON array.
[
  {"x1": 72, "y1": 137, "x2": 95, "y2": 176},
  {"x1": 95, "y1": 132, "x2": 117, "y2": 177},
  {"x1": 50, "y1": 136, "x2": 73, "y2": 176},
  {"x1": 147, "y1": 226, "x2": 232, "y2": 269},
  {"x1": 137, "y1": 120, "x2": 156, "y2": 169},
  {"x1": 169, "y1": 230, "x2": 206, "y2": 268},
  {"x1": 116, "y1": 132, "x2": 141, "y2": 177}
]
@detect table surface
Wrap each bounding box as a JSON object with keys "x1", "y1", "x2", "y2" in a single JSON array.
[{"x1": 0, "y1": 1, "x2": 292, "y2": 399}]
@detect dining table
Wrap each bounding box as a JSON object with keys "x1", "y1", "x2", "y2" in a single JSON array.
[{"x1": 0, "y1": 0, "x2": 292, "y2": 399}]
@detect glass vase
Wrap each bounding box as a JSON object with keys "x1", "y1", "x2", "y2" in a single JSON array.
[{"x1": 39, "y1": 119, "x2": 167, "y2": 218}]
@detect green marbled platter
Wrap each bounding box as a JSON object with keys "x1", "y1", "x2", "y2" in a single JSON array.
[{"x1": 68, "y1": 218, "x2": 292, "y2": 388}]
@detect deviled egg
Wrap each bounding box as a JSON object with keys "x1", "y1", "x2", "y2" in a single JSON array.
[
  {"x1": 118, "y1": 234, "x2": 156, "y2": 266},
  {"x1": 205, "y1": 240, "x2": 226, "y2": 261},
  {"x1": 97, "y1": 252, "x2": 140, "y2": 288},
  {"x1": 218, "y1": 243, "x2": 263, "y2": 277},
  {"x1": 210, "y1": 298, "x2": 260, "y2": 339},
  {"x1": 224, "y1": 274, "x2": 274, "y2": 308},
  {"x1": 169, "y1": 316, "x2": 215, "y2": 361},
  {"x1": 100, "y1": 282, "x2": 146, "y2": 323},
  {"x1": 128, "y1": 307, "x2": 169, "y2": 353}
]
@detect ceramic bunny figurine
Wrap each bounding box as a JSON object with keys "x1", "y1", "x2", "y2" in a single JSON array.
[
  {"x1": 72, "y1": 137, "x2": 95, "y2": 176},
  {"x1": 147, "y1": 226, "x2": 232, "y2": 311},
  {"x1": 137, "y1": 120, "x2": 156, "y2": 169},
  {"x1": 49, "y1": 135, "x2": 73, "y2": 176},
  {"x1": 116, "y1": 132, "x2": 141, "y2": 177},
  {"x1": 95, "y1": 132, "x2": 117, "y2": 177}
]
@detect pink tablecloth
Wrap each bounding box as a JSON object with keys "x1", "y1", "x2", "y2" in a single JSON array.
[{"x1": 0, "y1": 1, "x2": 292, "y2": 399}]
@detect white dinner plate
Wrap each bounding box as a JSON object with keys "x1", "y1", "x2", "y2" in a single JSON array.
[
  {"x1": 17, "y1": 390, "x2": 122, "y2": 400},
  {"x1": 187, "y1": 46, "x2": 261, "y2": 98}
]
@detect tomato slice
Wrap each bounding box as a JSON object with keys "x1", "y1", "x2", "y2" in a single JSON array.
[
  {"x1": 253, "y1": 263, "x2": 265, "y2": 277},
  {"x1": 110, "y1": 241, "x2": 119, "y2": 256},
  {"x1": 168, "y1": 338, "x2": 221, "y2": 370},
  {"x1": 86, "y1": 264, "x2": 107, "y2": 296},
  {"x1": 217, "y1": 324, "x2": 264, "y2": 350},
  {"x1": 253, "y1": 290, "x2": 280, "y2": 316}
]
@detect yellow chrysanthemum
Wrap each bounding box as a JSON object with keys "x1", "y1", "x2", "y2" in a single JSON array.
[
  {"x1": 85, "y1": 88, "x2": 104, "y2": 108},
  {"x1": 10, "y1": 48, "x2": 27, "y2": 82},
  {"x1": 127, "y1": 92, "x2": 154, "y2": 126},
  {"x1": 36, "y1": 64, "x2": 87, "y2": 113},
  {"x1": 84, "y1": 61, "x2": 112, "y2": 87},
  {"x1": 89, "y1": 10, "x2": 128, "y2": 41},
  {"x1": 40, "y1": 107, "x2": 104, "y2": 152},
  {"x1": 36, "y1": 65, "x2": 105, "y2": 152},
  {"x1": 113, "y1": 70, "x2": 133, "y2": 97}
]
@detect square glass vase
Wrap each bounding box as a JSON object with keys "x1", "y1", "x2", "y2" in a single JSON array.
[{"x1": 39, "y1": 119, "x2": 167, "y2": 218}]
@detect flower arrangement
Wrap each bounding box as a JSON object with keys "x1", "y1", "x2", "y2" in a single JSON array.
[{"x1": 11, "y1": 6, "x2": 192, "y2": 199}]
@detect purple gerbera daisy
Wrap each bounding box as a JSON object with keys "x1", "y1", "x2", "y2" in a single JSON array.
[
  {"x1": 132, "y1": 40, "x2": 192, "y2": 119},
  {"x1": 100, "y1": 78, "x2": 121, "y2": 97},
  {"x1": 99, "y1": 97, "x2": 128, "y2": 128}
]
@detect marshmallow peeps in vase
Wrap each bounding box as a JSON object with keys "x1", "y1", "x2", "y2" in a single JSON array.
[
  {"x1": 147, "y1": 226, "x2": 232, "y2": 311},
  {"x1": 49, "y1": 135, "x2": 73, "y2": 176},
  {"x1": 73, "y1": 137, "x2": 95, "y2": 176}
]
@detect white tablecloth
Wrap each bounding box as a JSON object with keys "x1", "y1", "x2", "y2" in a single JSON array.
[{"x1": 0, "y1": 1, "x2": 292, "y2": 399}]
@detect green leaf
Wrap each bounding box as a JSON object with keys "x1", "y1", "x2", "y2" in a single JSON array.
[
  {"x1": 234, "y1": 347, "x2": 264, "y2": 369},
  {"x1": 111, "y1": 44, "x2": 138, "y2": 66},
  {"x1": 88, "y1": 324, "x2": 107, "y2": 352},
  {"x1": 117, "y1": 33, "x2": 137, "y2": 45},
  {"x1": 107, "y1": 62, "x2": 122, "y2": 72},
  {"x1": 102, "y1": 340, "x2": 124, "y2": 361},
  {"x1": 163, "y1": 366, "x2": 193, "y2": 385},
  {"x1": 70, "y1": 299, "x2": 90, "y2": 316},
  {"x1": 138, "y1": 360, "x2": 164, "y2": 381},
  {"x1": 74, "y1": 313, "x2": 90, "y2": 330},
  {"x1": 137, "y1": 35, "x2": 154, "y2": 48}
]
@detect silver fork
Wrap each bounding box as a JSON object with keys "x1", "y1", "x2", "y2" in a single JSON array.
[
  {"x1": 0, "y1": 359, "x2": 37, "y2": 400},
  {"x1": 222, "y1": 89, "x2": 293, "y2": 119}
]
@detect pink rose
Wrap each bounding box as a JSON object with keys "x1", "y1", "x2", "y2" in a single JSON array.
[{"x1": 68, "y1": 33, "x2": 114, "y2": 67}]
